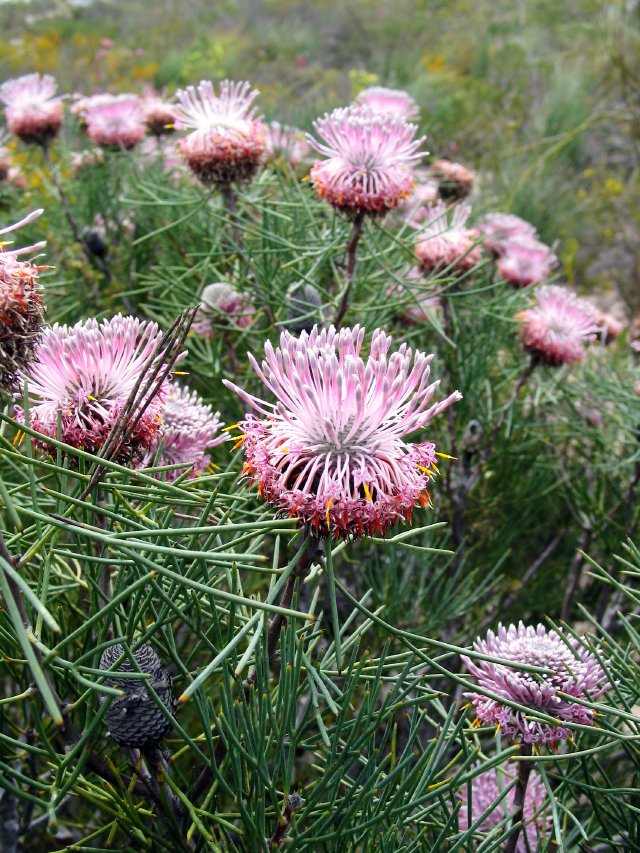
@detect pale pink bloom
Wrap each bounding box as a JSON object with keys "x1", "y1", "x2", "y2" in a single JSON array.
[
  {"x1": 478, "y1": 212, "x2": 538, "y2": 254},
  {"x1": 144, "y1": 384, "x2": 225, "y2": 480},
  {"x1": 396, "y1": 169, "x2": 440, "y2": 223},
  {"x1": 0, "y1": 73, "x2": 64, "y2": 145},
  {"x1": 141, "y1": 85, "x2": 176, "y2": 136},
  {"x1": 497, "y1": 237, "x2": 557, "y2": 287},
  {"x1": 595, "y1": 311, "x2": 624, "y2": 343},
  {"x1": 415, "y1": 202, "x2": 483, "y2": 273},
  {"x1": 458, "y1": 763, "x2": 550, "y2": 852},
  {"x1": 308, "y1": 105, "x2": 426, "y2": 219},
  {"x1": 223, "y1": 325, "x2": 461, "y2": 538},
  {"x1": 174, "y1": 80, "x2": 265, "y2": 186},
  {"x1": 354, "y1": 86, "x2": 419, "y2": 121},
  {"x1": 263, "y1": 121, "x2": 309, "y2": 170},
  {"x1": 101, "y1": 38, "x2": 114, "y2": 50},
  {"x1": 463, "y1": 622, "x2": 610, "y2": 746},
  {"x1": 193, "y1": 282, "x2": 255, "y2": 336},
  {"x1": 6, "y1": 167, "x2": 26, "y2": 189},
  {"x1": 517, "y1": 285, "x2": 600, "y2": 365},
  {"x1": 85, "y1": 95, "x2": 147, "y2": 150},
  {"x1": 429, "y1": 159, "x2": 474, "y2": 200},
  {"x1": 17, "y1": 315, "x2": 174, "y2": 462}
]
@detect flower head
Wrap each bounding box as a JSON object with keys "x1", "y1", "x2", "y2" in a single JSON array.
[
  {"x1": 478, "y1": 213, "x2": 538, "y2": 255},
  {"x1": 192, "y1": 282, "x2": 255, "y2": 337},
  {"x1": 354, "y1": 86, "x2": 419, "y2": 121},
  {"x1": 429, "y1": 159, "x2": 474, "y2": 200},
  {"x1": 84, "y1": 95, "x2": 147, "y2": 150},
  {"x1": 463, "y1": 622, "x2": 611, "y2": 745},
  {"x1": 144, "y1": 384, "x2": 225, "y2": 479},
  {"x1": 517, "y1": 285, "x2": 600, "y2": 365},
  {"x1": 263, "y1": 121, "x2": 309, "y2": 170},
  {"x1": 223, "y1": 325, "x2": 460, "y2": 538},
  {"x1": 497, "y1": 238, "x2": 557, "y2": 288},
  {"x1": 307, "y1": 105, "x2": 426, "y2": 219},
  {"x1": 141, "y1": 85, "x2": 176, "y2": 136},
  {"x1": 17, "y1": 315, "x2": 173, "y2": 462},
  {"x1": 0, "y1": 73, "x2": 63, "y2": 145},
  {"x1": 174, "y1": 80, "x2": 265, "y2": 186},
  {"x1": 458, "y1": 763, "x2": 550, "y2": 852},
  {"x1": 0, "y1": 210, "x2": 47, "y2": 394},
  {"x1": 415, "y1": 202, "x2": 483, "y2": 273}
]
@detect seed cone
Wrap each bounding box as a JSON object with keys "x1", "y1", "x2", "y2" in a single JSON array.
[{"x1": 99, "y1": 644, "x2": 176, "y2": 748}]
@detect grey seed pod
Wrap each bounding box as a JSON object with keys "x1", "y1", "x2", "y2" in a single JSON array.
[
  {"x1": 82, "y1": 228, "x2": 108, "y2": 260},
  {"x1": 462, "y1": 419, "x2": 484, "y2": 454},
  {"x1": 286, "y1": 282, "x2": 324, "y2": 333},
  {"x1": 99, "y1": 644, "x2": 176, "y2": 748},
  {"x1": 286, "y1": 792, "x2": 304, "y2": 813}
]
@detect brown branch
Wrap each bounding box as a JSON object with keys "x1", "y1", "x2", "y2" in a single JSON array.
[
  {"x1": 504, "y1": 743, "x2": 533, "y2": 853},
  {"x1": 333, "y1": 213, "x2": 364, "y2": 327}
]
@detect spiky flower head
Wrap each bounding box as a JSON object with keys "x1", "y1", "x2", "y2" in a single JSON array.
[
  {"x1": 517, "y1": 285, "x2": 600, "y2": 366},
  {"x1": 84, "y1": 95, "x2": 147, "y2": 150},
  {"x1": 16, "y1": 315, "x2": 173, "y2": 462},
  {"x1": 354, "y1": 86, "x2": 419, "y2": 121},
  {"x1": 0, "y1": 73, "x2": 63, "y2": 145},
  {"x1": 223, "y1": 325, "x2": 460, "y2": 538},
  {"x1": 99, "y1": 644, "x2": 175, "y2": 748},
  {"x1": 140, "y1": 85, "x2": 176, "y2": 136},
  {"x1": 0, "y1": 210, "x2": 47, "y2": 395},
  {"x1": 144, "y1": 384, "x2": 225, "y2": 480},
  {"x1": 415, "y1": 202, "x2": 483, "y2": 274},
  {"x1": 463, "y1": 622, "x2": 611, "y2": 745},
  {"x1": 458, "y1": 763, "x2": 550, "y2": 852},
  {"x1": 429, "y1": 159, "x2": 475, "y2": 200},
  {"x1": 174, "y1": 80, "x2": 265, "y2": 186},
  {"x1": 497, "y1": 238, "x2": 557, "y2": 288},
  {"x1": 192, "y1": 282, "x2": 254, "y2": 337},
  {"x1": 263, "y1": 121, "x2": 309, "y2": 170},
  {"x1": 307, "y1": 105, "x2": 426, "y2": 219},
  {"x1": 478, "y1": 212, "x2": 538, "y2": 255}
]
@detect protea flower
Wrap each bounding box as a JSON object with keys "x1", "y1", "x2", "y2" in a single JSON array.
[
  {"x1": 223, "y1": 325, "x2": 460, "y2": 538},
  {"x1": 17, "y1": 315, "x2": 172, "y2": 462},
  {"x1": 517, "y1": 285, "x2": 600, "y2": 366},
  {"x1": 478, "y1": 213, "x2": 538, "y2": 255},
  {"x1": 144, "y1": 384, "x2": 225, "y2": 480},
  {"x1": 497, "y1": 238, "x2": 557, "y2": 288},
  {"x1": 415, "y1": 202, "x2": 483, "y2": 274},
  {"x1": 84, "y1": 95, "x2": 147, "y2": 150},
  {"x1": 458, "y1": 763, "x2": 550, "y2": 852},
  {"x1": 397, "y1": 169, "x2": 440, "y2": 224},
  {"x1": 174, "y1": 79, "x2": 265, "y2": 186},
  {"x1": 307, "y1": 105, "x2": 426, "y2": 219},
  {"x1": 263, "y1": 121, "x2": 309, "y2": 170},
  {"x1": 192, "y1": 282, "x2": 255, "y2": 337},
  {"x1": 463, "y1": 622, "x2": 611, "y2": 745},
  {"x1": 354, "y1": 86, "x2": 419, "y2": 121},
  {"x1": 0, "y1": 73, "x2": 64, "y2": 146},
  {"x1": 429, "y1": 159, "x2": 475, "y2": 200},
  {"x1": 141, "y1": 85, "x2": 176, "y2": 136},
  {"x1": 0, "y1": 210, "x2": 46, "y2": 395}
]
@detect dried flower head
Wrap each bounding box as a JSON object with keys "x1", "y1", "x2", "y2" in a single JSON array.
[
  {"x1": 478, "y1": 213, "x2": 538, "y2": 255},
  {"x1": 307, "y1": 105, "x2": 426, "y2": 219},
  {"x1": 0, "y1": 210, "x2": 47, "y2": 395},
  {"x1": 141, "y1": 85, "x2": 176, "y2": 136},
  {"x1": 415, "y1": 202, "x2": 483, "y2": 274},
  {"x1": 174, "y1": 80, "x2": 265, "y2": 186},
  {"x1": 354, "y1": 86, "x2": 419, "y2": 121},
  {"x1": 264, "y1": 121, "x2": 309, "y2": 170},
  {"x1": 17, "y1": 315, "x2": 172, "y2": 462},
  {"x1": 517, "y1": 285, "x2": 600, "y2": 366},
  {"x1": 463, "y1": 622, "x2": 611, "y2": 745},
  {"x1": 0, "y1": 73, "x2": 63, "y2": 145},
  {"x1": 84, "y1": 95, "x2": 147, "y2": 150},
  {"x1": 497, "y1": 238, "x2": 557, "y2": 288},
  {"x1": 223, "y1": 325, "x2": 460, "y2": 538},
  {"x1": 144, "y1": 384, "x2": 225, "y2": 480},
  {"x1": 192, "y1": 282, "x2": 255, "y2": 337},
  {"x1": 458, "y1": 763, "x2": 550, "y2": 852},
  {"x1": 429, "y1": 159, "x2": 474, "y2": 200}
]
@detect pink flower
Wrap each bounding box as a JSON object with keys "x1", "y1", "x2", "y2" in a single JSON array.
[
  {"x1": 429, "y1": 159, "x2": 474, "y2": 200},
  {"x1": 223, "y1": 325, "x2": 460, "y2": 538},
  {"x1": 0, "y1": 73, "x2": 64, "y2": 146},
  {"x1": 84, "y1": 95, "x2": 147, "y2": 150},
  {"x1": 192, "y1": 282, "x2": 255, "y2": 336},
  {"x1": 415, "y1": 202, "x2": 483, "y2": 273},
  {"x1": 0, "y1": 209, "x2": 46, "y2": 393},
  {"x1": 17, "y1": 315, "x2": 174, "y2": 462},
  {"x1": 396, "y1": 169, "x2": 440, "y2": 223},
  {"x1": 477, "y1": 212, "x2": 538, "y2": 255},
  {"x1": 70, "y1": 148, "x2": 104, "y2": 173},
  {"x1": 517, "y1": 285, "x2": 600, "y2": 365},
  {"x1": 6, "y1": 167, "x2": 26, "y2": 189},
  {"x1": 144, "y1": 384, "x2": 225, "y2": 480},
  {"x1": 595, "y1": 311, "x2": 624, "y2": 343},
  {"x1": 263, "y1": 121, "x2": 309, "y2": 170},
  {"x1": 354, "y1": 86, "x2": 419, "y2": 121},
  {"x1": 458, "y1": 763, "x2": 550, "y2": 852},
  {"x1": 463, "y1": 622, "x2": 611, "y2": 745},
  {"x1": 174, "y1": 80, "x2": 265, "y2": 186},
  {"x1": 307, "y1": 105, "x2": 426, "y2": 219},
  {"x1": 141, "y1": 85, "x2": 176, "y2": 136},
  {"x1": 497, "y1": 237, "x2": 557, "y2": 287}
]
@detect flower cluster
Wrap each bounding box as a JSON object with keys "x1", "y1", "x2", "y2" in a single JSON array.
[
  {"x1": 479, "y1": 213, "x2": 557, "y2": 287},
  {"x1": 17, "y1": 315, "x2": 171, "y2": 462},
  {"x1": 224, "y1": 325, "x2": 460, "y2": 538},
  {"x1": 0, "y1": 73, "x2": 64, "y2": 146},
  {"x1": 192, "y1": 282, "x2": 255, "y2": 337},
  {"x1": 174, "y1": 80, "x2": 265, "y2": 186},
  {"x1": 307, "y1": 105, "x2": 426, "y2": 219},
  {"x1": 263, "y1": 121, "x2": 309, "y2": 170},
  {"x1": 84, "y1": 95, "x2": 147, "y2": 150},
  {"x1": 517, "y1": 285, "x2": 601, "y2": 365},
  {"x1": 415, "y1": 202, "x2": 482, "y2": 273},
  {"x1": 464, "y1": 622, "x2": 611, "y2": 745}
]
